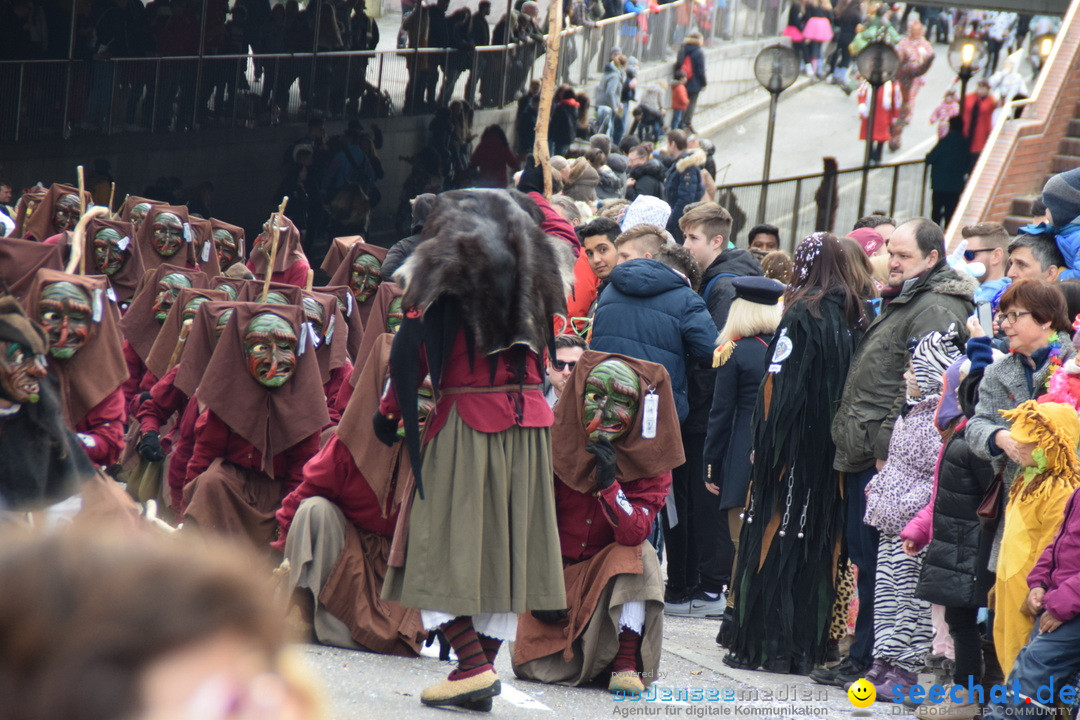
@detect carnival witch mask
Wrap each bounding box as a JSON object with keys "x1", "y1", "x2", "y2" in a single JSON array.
[
  {"x1": 181, "y1": 296, "x2": 212, "y2": 323},
  {"x1": 386, "y1": 296, "x2": 403, "y2": 334},
  {"x1": 93, "y1": 226, "x2": 128, "y2": 276},
  {"x1": 350, "y1": 253, "x2": 382, "y2": 304},
  {"x1": 0, "y1": 340, "x2": 48, "y2": 404},
  {"x1": 153, "y1": 273, "x2": 194, "y2": 321},
  {"x1": 302, "y1": 296, "x2": 326, "y2": 339},
  {"x1": 244, "y1": 312, "x2": 298, "y2": 388},
  {"x1": 214, "y1": 308, "x2": 235, "y2": 339},
  {"x1": 265, "y1": 291, "x2": 290, "y2": 305},
  {"x1": 582, "y1": 359, "x2": 641, "y2": 442},
  {"x1": 37, "y1": 281, "x2": 93, "y2": 359},
  {"x1": 213, "y1": 228, "x2": 240, "y2": 268},
  {"x1": 129, "y1": 202, "x2": 152, "y2": 231},
  {"x1": 150, "y1": 212, "x2": 184, "y2": 258},
  {"x1": 53, "y1": 193, "x2": 81, "y2": 233}
]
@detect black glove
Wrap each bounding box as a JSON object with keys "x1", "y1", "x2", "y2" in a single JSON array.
[
  {"x1": 531, "y1": 609, "x2": 569, "y2": 624},
  {"x1": 137, "y1": 431, "x2": 165, "y2": 463},
  {"x1": 516, "y1": 155, "x2": 545, "y2": 195},
  {"x1": 372, "y1": 410, "x2": 400, "y2": 447},
  {"x1": 585, "y1": 437, "x2": 617, "y2": 490},
  {"x1": 138, "y1": 391, "x2": 152, "y2": 405}
]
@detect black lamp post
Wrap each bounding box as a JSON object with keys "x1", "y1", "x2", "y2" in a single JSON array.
[
  {"x1": 752, "y1": 44, "x2": 800, "y2": 224},
  {"x1": 855, "y1": 41, "x2": 899, "y2": 218},
  {"x1": 947, "y1": 37, "x2": 988, "y2": 114}
]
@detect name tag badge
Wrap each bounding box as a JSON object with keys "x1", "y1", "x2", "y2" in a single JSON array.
[
  {"x1": 642, "y1": 391, "x2": 658, "y2": 439},
  {"x1": 118, "y1": 236, "x2": 130, "y2": 251},
  {"x1": 200, "y1": 239, "x2": 212, "y2": 262},
  {"x1": 91, "y1": 288, "x2": 104, "y2": 322},
  {"x1": 183, "y1": 223, "x2": 193, "y2": 243}
]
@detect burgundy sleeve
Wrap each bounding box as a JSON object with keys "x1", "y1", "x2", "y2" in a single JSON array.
[
  {"x1": 120, "y1": 341, "x2": 145, "y2": 407},
  {"x1": 186, "y1": 409, "x2": 228, "y2": 483},
  {"x1": 274, "y1": 436, "x2": 350, "y2": 551},
  {"x1": 596, "y1": 471, "x2": 672, "y2": 547},
  {"x1": 76, "y1": 387, "x2": 127, "y2": 466},
  {"x1": 324, "y1": 363, "x2": 352, "y2": 424},
  {"x1": 528, "y1": 191, "x2": 580, "y2": 252},
  {"x1": 136, "y1": 367, "x2": 186, "y2": 435},
  {"x1": 1028, "y1": 541, "x2": 1056, "y2": 591}
]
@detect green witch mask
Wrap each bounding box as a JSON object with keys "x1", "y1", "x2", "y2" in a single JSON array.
[
  {"x1": 0, "y1": 340, "x2": 48, "y2": 404},
  {"x1": 302, "y1": 297, "x2": 326, "y2": 338},
  {"x1": 181, "y1": 296, "x2": 211, "y2": 323},
  {"x1": 212, "y1": 228, "x2": 240, "y2": 268},
  {"x1": 150, "y1": 212, "x2": 184, "y2": 258},
  {"x1": 153, "y1": 273, "x2": 193, "y2": 322},
  {"x1": 582, "y1": 359, "x2": 641, "y2": 442},
  {"x1": 350, "y1": 253, "x2": 382, "y2": 304},
  {"x1": 130, "y1": 202, "x2": 151, "y2": 230},
  {"x1": 244, "y1": 313, "x2": 298, "y2": 388},
  {"x1": 386, "y1": 296, "x2": 404, "y2": 334},
  {"x1": 214, "y1": 308, "x2": 234, "y2": 339},
  {"x1": 38, "y1": 281, "x2": 93, "y2": 360},
  {"x1": 93, "y1": 227, "x2": 127, "y2": 276},
  {"x1": 54, "y1": 193, "x2": 80, "y2": 233}
]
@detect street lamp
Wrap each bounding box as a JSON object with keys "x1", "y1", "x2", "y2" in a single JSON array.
[
  {"x1": 855, "y1": 41, "x2": 899, "y2": 218},
  {"x1": 752, "y1": 44, "x2": 800, "y2": 224},
  {"x1": 947, "y1": 36, "x2": 988, "y2": 109},
  {"x1": 1030, "y1": 32, "x2": 1056, "y2": 76}
]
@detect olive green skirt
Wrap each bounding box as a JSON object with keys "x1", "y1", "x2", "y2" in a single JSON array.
[{"x1": 383, "y1": 408, "x2": 566, "y2": 616}]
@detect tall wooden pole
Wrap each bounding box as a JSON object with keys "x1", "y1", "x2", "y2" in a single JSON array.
[
  {"x1": 260, "y1": 197, "x2": 289, "y2": 302},
  {"x1": 532, "y1": 0, "x2": 564, "y2": 198}
]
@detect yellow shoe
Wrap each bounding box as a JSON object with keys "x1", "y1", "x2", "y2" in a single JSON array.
[
  {"x1": 609, "y1": 670, "x2": 645, "y2": 695},
  {"x1": 420, "y1": 669, "x2": 501, "y2": 709}
]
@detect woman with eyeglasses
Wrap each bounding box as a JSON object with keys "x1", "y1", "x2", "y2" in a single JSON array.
[{"x1": 966, "y1": 278, "x2": 1076, "y2": 570}]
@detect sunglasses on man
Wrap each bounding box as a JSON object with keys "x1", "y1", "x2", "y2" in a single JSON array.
[
  {"x1": 551, "y1": 359, "x2": 577, "y2": 371},
  {"x1": 962, "y1": 248, "x2": 995, "y2": 261}
]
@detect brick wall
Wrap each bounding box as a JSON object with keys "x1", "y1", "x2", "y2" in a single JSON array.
[{"x1": 945, "y1": 0, "x2": 1080, "y2": 243}]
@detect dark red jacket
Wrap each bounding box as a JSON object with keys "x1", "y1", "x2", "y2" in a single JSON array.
[
  {"x1": 555, "y1": 471, "x2": 671, "y2": 563},
  {"x1": 76, "y1": 387, "x2": 126, "y2": 466}
]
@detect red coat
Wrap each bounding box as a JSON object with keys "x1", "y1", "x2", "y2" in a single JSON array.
[
  {"x1": 245, "y1": 258, "x2": 312, "y2": 288},
  {"x1": 962, "y1": 94, "x2": 997, "y2": 154},
  {"x1": 76, "y1": 387, "x2": 126, "y2": 466},
  {"x1": 136, "y1": 365, "x2": 185, "y2": 437},
  {"x1": 169, "y1": 397, "x2": 202, "y2": 513},
  {"x1": 273, "y1": 435, "x2": 399, "y2": 551},
  {"x1": 324, "y1": 363, "x2": 352, "y2": 425},
  {"x1": 858, "y1": 82, "x2": 902, "y2": 143},
  {"x1": 555, "y1": 471, "x2": 671, "y2": 563},
  {"x1": 121, "y1": 340, "x2": 147, "y2": 412},
  {"x1": 185, "y1": 409, "x2": 320, "y2": 496}
]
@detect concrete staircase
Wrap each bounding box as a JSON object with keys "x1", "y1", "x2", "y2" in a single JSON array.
[{"x1": 1000, "y1": 114, "x2": 1080, "y2": 234}]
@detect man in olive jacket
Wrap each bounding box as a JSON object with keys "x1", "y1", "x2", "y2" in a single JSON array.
[{"x1": 813, "y1": 218, "x2": 977, "y2": 687}]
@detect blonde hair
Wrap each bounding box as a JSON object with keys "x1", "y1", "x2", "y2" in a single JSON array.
[
  {"x1": 869, "y1": 253, "x2": 890, "y2": 285},
  {"x1": 717, "y1": 297, "x2": 783, "y2": 346}
]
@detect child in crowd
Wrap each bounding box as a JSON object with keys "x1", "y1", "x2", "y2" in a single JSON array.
[
  {"x1": 862, "y1": 328, "x2": 963, "y2": 701},
  {"x1": 929, "y1": 89, "x2": 961, "y2": 139},
  {"x1": 987, "y1": 399, "x2": 1080, "y2": 720},
  {"x1": 671, "y1": 70, "x2": 689, "y2": 130}
]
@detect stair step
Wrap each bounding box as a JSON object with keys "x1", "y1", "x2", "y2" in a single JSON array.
[
  {"x1": 1011, "y1": 196, "x2": 1039, "y2": 216},
  {"x1": 1052, "y1": 155, "x2": 1080, "y2": 173},
  {"x1": 1003, "y1": 215, "x2": 1031, "y2": 235},
  {"x1": 1068, "y1": 119, "x2": 1080, "y2": 137},
  {"x1": 1062, "y1": 138, "x2": 1080, "y2": 156}
]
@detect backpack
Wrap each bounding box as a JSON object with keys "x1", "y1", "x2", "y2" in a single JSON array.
[
  {"x1": 679, "y1": 53, "x2": 693, "y2": 81},
  {"x1": 702, "y1": 272, "x2": 737, "y2": 305}
]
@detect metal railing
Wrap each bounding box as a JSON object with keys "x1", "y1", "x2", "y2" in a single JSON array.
[
  {"x1": 716, "y1": 159, "x2": 931, "y2": 249},
  {"x1": 0, "y1": 0, "x2": 782, "y2": 141}
]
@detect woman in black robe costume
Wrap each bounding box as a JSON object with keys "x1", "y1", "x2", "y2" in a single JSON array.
[{"x1": 723, "y1": 233, "x2": 868, "y2": 675}]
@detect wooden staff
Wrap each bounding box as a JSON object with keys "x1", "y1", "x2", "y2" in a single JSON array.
[
  {"x1": 66, "y1": 206, "x2": 109, "y2": 275},
  {"x1": 260, "y1": 197, "x2": 289, "y2": 302},
  {"x1": 117, "y1": 193, "x2": 130, "y2": 220},
  {"x1": 305, "y1": 269, "x2": 314, "y2": 291},
  {"x1": 166, "y1": 321, "x2": 193, "y2": 372},
  {"x1": 532, "y1": 0, "x2": 564, "y2": 198},
  {"x1": 77, "y1": 165, "x2": 87, "y2": 219},
  {"x1": 107, "y1": 182, "x2": 116, "y2": 217}
]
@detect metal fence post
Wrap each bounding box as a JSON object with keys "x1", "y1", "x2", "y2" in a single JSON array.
[
  {"x1": 150, "y1": 59, "x2": 161, "y2": 133},
  {"x1": 920, "y1": 162, "x2": 929, "y2": 217},
  {"x1": 790, "y1": 178, "x2": 801, "y2": 243},
  {"x1": 14, "y1": 64, "x2": 25, "y2": 142},
  {"x1": 889, "y1": 163, "x2": 900, "y2": 217}
]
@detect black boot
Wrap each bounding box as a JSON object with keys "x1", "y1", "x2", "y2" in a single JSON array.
[{"x1": 809, "y1": 656, "x2": 871, "y2": 687}]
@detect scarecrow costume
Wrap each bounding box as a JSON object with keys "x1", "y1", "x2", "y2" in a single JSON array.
[
  {"x1": 326, "y1": 239, "x2": 389, "y2": 327},
  {"x1": 118, "y1": 264, "x2": 209, "y2": 412},
  {"x1": 994, "y1": 400, "x2": 1080, "y2": 676},
  {"x1": 183, "y1": 303, "x2": 328, "y2": 547},
  {"x1": 375, "y1": 189, "x2": 573, "y2": 710},
  {"x1": 23, "y1": 269, "x2": 129, "y2": 467},
  {"x1": 0, "y1": 297, "x2": 96, "y2": 510},
  {"x1": 245, "y1": 216, "x2": 311, "y2": 288},
  {"x1": 276, "y1": 334, "x2": 427, "y2": 656},
  {"x1": 513, "y1": 352, "x2": 682, "y2": 694}
]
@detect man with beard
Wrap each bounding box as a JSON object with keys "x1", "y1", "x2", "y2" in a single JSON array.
[
  {"x1": 0, "y1": 297, "x2": 96, "y2": 510},
  {"x1": 514, "y1": 353, "x2": 681, "y2": 693}
]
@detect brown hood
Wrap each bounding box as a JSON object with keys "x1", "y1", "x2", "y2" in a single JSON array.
[
  {"x1": 209, "y1": 218, "x2": 246, "y2": 266},
  {"x1": 0, "y1": 237, "x2": 64, "y2": 302},
  {"x1": 313, "y1": 284, "x2": 364, "y2": 363},
  {"x1": 237, "y1": 280, "x2": 303, "y2": 305},
  {"x1": 12, "y1": 186, "x2": 47, "y2": 239},
  {"x1": 23, "y1": 269, "x2": 129, "y2": 428},
  {"x1": 551, "y1": 350, "x2": 684, "y2": 493},
  {"x1": 119, "y1": 195, "x2": 159, "y2": 223},
  {"x1": 119, "y1": 264, "x2": 210, "y2": 363},
  {"x1": 328, "y1": 242, "x2": 389, "y2": 327},
  {"x1": 336, "y1": 333, "x2": 410, "y2": 515},
  {"x1": 172, "y1": 300, "x2": 240, "y2": 398},
  {"x1": 143, "y1": 287, "x2": 230, "y2": 380},
  {"x1": 247, "y1": 215, "x2": 307, "y2": 276},
  {"x1": 18, "y1": 183, "x2": 92, "y2": 242},
  {"x1": 353, "y1": 281, "x2": 402, "y2": 378},
  {"x1": 187, "y1": 216, "x2": 223, "y2": 278},
  {"x1": 81, "y1": 217, "x2": 144, "y2": 306},
  {"x1": 195, "y1": 303, "x2": 330, "y2": 473},
  {"x1": 319, "y1": 235, "x2": 366, "y2": 277},
  {"x1": 135, "y1": 204, "x2": 200, "y2": 271},
  {"x1": 303, "y1": 289, "x2": 350, "y2": 382}
]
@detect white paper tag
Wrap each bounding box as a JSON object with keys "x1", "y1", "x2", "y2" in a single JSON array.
[
  {"x1": 298, "y1": 322, "x2": 309, "y2": 355},
  {"x1": 200, "y1": 239, "x2": 211, "y2": 262},
  {"x1": 92, "y1": 288, "x2": 104, "y2": 322},
  {"x1": 642, "y1": 391, "x2": 658, "y2": 439},
  {"x1": 304, "y1": 320, "x2": 321, "y2": 348},
  {"x1": 118, "y1": 236, "x2": 130, "y2": 251},
  {"x1": 324, "y1": 314, "x2": 335, "y2": 344},
  {"x1": 106, "y1": 286, "x2": 117, "y2": 302},
  {"x1": 346, "y1": 292, "x2": 354, "y2": 315},
  {"x1": 183, "y1": 223, "x2": 193, "y2": 243}
]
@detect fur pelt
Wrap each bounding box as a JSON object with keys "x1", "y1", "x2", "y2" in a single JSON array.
[{"x1": 394, "y1": 189, "x2": 575, "y2": 355}]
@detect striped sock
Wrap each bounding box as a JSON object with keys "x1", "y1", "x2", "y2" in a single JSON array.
[
  {"x1": 612, "y1": 628, "x2": 640, "y2": 673},
  {"x1": 478, "y1": 634, "x2": 502, "y2": 665},
  {"x1": 442, "y1": 616, "x2": 493, "y2": 680}
]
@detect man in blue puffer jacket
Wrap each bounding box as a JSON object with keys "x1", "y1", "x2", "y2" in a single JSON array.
[{"x1": 590, "y1": 230, "x2": 717, "y2": 422}]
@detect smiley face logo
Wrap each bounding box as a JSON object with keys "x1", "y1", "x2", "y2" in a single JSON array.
[{"x1": 847, "y1": 678, "x2": 876, "y2": 708}]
